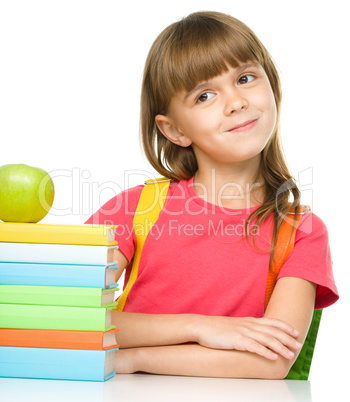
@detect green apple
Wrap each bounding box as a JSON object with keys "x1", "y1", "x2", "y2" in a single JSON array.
[{"x1": 0, "y1": 164, "x2": 55, "y2": 223}]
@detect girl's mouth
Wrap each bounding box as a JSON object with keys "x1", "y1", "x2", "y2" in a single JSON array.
[{"x1": 229, "y1": 119, "x2": 259, "y2": 133}]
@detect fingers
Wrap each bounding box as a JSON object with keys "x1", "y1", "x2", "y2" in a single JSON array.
[
  {"x1": 248, "y1": 331, "x2": 301, "y2": 360},
  {"x1": 240, "y1": 318, "x2": 302, "y2": 360},
  {"x1": 247, "y1": 317, "x2": 300, "y2": 338},
  {"x1": 235, "y1": 333, "x2": 301, "y2": 361},
  {"x1": 236, "y1": 338, "x2": 280, "y2": 360},
  {"x1": 195, "y1": 316, "x2": 302, "y2": 360}
]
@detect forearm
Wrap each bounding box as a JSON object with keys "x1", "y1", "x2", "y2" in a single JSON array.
[
  {"x1": 112, "y1": 311, "x2": 196, "y2": 348},
  {"x1": 112, "y1": 278, "x2": 315, "y2": 379},
  {"x1": 112, "y1": 310, "x2": 301, "y2": 362},
  {"x1": 115, "y1": 344, "x2": 287, "y2": 379}
]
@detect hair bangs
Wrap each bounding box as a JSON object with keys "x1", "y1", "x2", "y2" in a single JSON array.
[{"x1": 158, "y1": 14, "x2": 265, "y2": 99}]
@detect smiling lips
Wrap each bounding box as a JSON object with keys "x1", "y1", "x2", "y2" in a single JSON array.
[{"x1": 228, "y1": 119, "x2": 258, "y2": 133}]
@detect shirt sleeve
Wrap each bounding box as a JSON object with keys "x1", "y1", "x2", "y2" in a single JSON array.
[
  {"x1": 277, "y1": 211, "x2": 339, "y2": 309},
  {"x1": 85, "y1": 184, "x2": 144, "y2": 263}
]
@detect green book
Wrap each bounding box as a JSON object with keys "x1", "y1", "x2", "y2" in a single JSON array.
[
  {"x1": 0, "y1": 285, "x2": 118, "y2": 308},
  {"x1": 0, "y1": 304, "x2": 115, "y2": 331}
]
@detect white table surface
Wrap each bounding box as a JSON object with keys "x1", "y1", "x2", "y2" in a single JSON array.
[{"x1": 0, "y1": 373, "x2": 344, "y2": 402}]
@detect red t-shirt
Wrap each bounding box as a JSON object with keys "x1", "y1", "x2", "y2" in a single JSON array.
[{"x1": 86, "y1": 177, "x2": 339, "y2": 317}]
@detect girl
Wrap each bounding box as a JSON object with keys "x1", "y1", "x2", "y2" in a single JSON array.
[{"x1": 86, "y1": 11, "x2": 338, "y2": 379}]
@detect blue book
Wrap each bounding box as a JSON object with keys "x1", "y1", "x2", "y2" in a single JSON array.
[
  {"x1": 0, "y1": 346, "x2": 118, "y2": 381},
  {"x1": 0, "y1": 262, "x2": 118, "y2": 288}
]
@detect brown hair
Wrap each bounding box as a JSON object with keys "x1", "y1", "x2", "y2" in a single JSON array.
[{"x1": 140, "y1": 11, "x2": 301, "y2": 270}]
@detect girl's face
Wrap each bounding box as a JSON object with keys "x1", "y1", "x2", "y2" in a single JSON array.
[{"x1": 156, "y1": 62, "x2": 277, "y2": 168}]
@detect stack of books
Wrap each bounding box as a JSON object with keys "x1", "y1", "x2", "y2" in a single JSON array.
[{"x1": 0, "y1": 222, "x2": 120, "y2": 381}]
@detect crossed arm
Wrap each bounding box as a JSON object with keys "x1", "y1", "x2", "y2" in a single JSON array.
[{"x1": 112, "y1": 249, "x2": 317, "y2": 379}]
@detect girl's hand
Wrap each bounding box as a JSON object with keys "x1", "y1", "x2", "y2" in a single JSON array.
[{"x1": 191, "y1": 316, "x2": 302, "y2": 360}]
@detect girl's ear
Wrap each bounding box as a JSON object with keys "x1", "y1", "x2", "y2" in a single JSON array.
[{"x1": 155, "y1": 115, "x2": 192, "y2": 147}]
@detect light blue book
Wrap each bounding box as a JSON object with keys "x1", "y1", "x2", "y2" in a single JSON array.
[
  {"x1": 0, "y1": 242, "x2": 118, "y2": 265},
  {"x1": 0, "y1": 346, "x2": 118, "y2": 381},
  {"x1": 0, "y1": 262, "x2": 118, "y2": 288}
]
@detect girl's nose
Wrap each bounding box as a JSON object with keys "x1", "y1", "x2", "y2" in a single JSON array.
[{"x1": 224, "y1": 92, "x2": 248, "y2": 115}]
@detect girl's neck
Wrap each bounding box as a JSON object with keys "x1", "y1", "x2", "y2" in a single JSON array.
[{"x1": 192, "y1": 160, "x2": 265, "y2": 210}]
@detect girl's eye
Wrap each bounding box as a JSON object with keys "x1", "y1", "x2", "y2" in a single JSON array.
[
  {"x1": 197, "y1": 92, "x2": 214, "y2": 103},
  {"x1": 238, "y1": 74, "x2": 255, "y2": 85}
]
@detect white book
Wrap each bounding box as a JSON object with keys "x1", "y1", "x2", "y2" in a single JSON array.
[{"x1": 0, "y1": 242, "x2": 118, "y2": 265}]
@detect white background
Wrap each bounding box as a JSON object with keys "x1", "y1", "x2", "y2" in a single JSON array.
[{"x1": 0, "y1": 0, "x2": 348, "y2": 389}]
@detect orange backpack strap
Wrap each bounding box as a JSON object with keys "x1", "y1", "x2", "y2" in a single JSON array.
[{"x1": 264, "y1": 205, "x2": 310, "y2": 311}]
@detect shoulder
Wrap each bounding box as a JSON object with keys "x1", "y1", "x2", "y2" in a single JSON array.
[
  {"x1": 85, "y1": 184, "x2": 144, "y2": 225},
  {"x1": 104, "y1": 183, "x2": 145, "y2": 209},
  {"x1": 294, "y1": 210, "x2": 329, "y2": 243},
  {"x1": 85, "y1": 178, "x2": 185, "y2": 225},
  {"x1": 279, "y1": 209, "x2": 339, "y2": 308},
  {"x1": 119, "y1": 184, "x2": 145, "y2": 207},
  {"x1": 291, "y1": 209, "x2": 331, "y2": 262}
]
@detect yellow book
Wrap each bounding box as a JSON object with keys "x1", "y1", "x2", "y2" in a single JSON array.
[{"x1": 0, "y1": 222, "x2": 118, "y2": 246}]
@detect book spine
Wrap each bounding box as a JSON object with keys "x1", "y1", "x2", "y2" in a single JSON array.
[
  {"x1": 0, "y1": 328, "x2": 119, "y2": 350},
  {"x1": 0, "y1": 262, "x2": 118, "y2": 288},
  {"x1": 0, "y1": 285, "x2": 118, "y2": 308},
  {"x1": 0, "y1": 346, "x2": 118, "y2": 381},
  {"x1": 0, "y1": 222, "x2": 118, "y2": 246},
  {"x1": 0, "y1": 243, "x2": 118, "y2": 265},
  {"x1": 0, "y1": 304, "x2": 115, "y2": 331}
]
